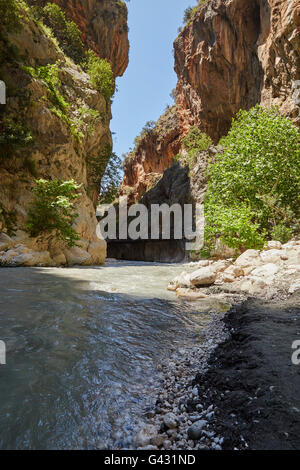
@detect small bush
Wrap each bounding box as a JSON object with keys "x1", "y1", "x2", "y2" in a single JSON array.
[
  {"x1": 271, "y1": 224, "x2": 293, "y2": 244},
  {"x1": 0, "y1": 116, "x2": 33, "y2": 158},
  {"x1": 41, "y1": 3, "x2": 84, "y2": 63},
  {"x1": 204, "y1": 105, "x2": 300, "y2": 251},
  {"x1": 24, "y1": 63, "x2": 68, "y2": 112},
  {"x1": 176, "y1": 126, "x2": 212, "y2": 167},
  {"x1": 99, "y1": 150, "x2": 122, "y2": 204},
  {"x1": 84, "y1": 51, "x2": 115, "y2": 103},
  {"x1": 0, "y1": 0, "x2": 21, "y2": 33},
  {"x1": 27, "y1": 179, "x2": 82, "y2": 246}
]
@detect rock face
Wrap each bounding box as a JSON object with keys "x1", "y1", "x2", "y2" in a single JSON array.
[
  {"x1": 167, "y1": 240, "x2": 300, "y2": 301},
  {"x1": 0, "y1": 1, "x2": 128, "y2": 266},
  {"x1": 122, "y1": 0, "x2": 299, "y2": 200},
  {"x1": 120, "y1": 106, "x2": 182, "y2": 204},
  {"x1": 175, "y1": 0, "x2": 300, "y2": 142},
  {"x1": 51, "y1": 0, "x2": 129, "y2": 77}
]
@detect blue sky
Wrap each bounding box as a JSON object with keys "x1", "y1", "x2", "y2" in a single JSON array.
[{"x1": 111, "y1": 0, "x2": 194, "y2": 159}]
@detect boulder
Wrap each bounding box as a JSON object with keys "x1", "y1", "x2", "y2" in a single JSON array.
[
  {"x1": 88, "y1": 240, "x2": 106, "y2": 265},
  {"x1": 265, "y1": 240, "x2": 282, "y2": 250},
  {"x1": 0, "y1": 233, "x2": 14, "y2": 251},
  {"x1": 235, "y1": 249, "x2": 261, "y2": 268},
  {"x1": 176, "y1": 288, "x2": 207, "y2": 300},
  {"x1": 0, "y1": 246, "x2": 52, "y2": 266},
  {"x1": 163, "y1": 413, "x2": 178, "y2": 429},
  {"x1": 64, "y1": 246, "x2": 92, "y2": 266},
  {"x1": 187, "y1": 420, "x2": 207, "y2": 440},
  {"x1": 260, "y1": 249, "x2": 283, "y2": 264},
  {"x1": 190, "y1": 267, "x2": 217, "y2": 287},
  {"x1": 167, "y1": 271, "x2": 191, "y2": 291},
  {"x1": 52, "y1": 252, "x2": 67, "y2": 265},
  {"x1": 251, "y1": 263, "x2": 279, "y2": 279},
  {"x1": 281, "y1": 247, "x2": 300, "y2": 266}
]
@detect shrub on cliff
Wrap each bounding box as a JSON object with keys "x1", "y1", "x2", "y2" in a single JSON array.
[
  {"x1": 205, "y1": 105, "x2": 300, "y2": 251},
  {"x1": 174, "y1": 126, "x2": 212, "y2": 167},
  {"x1": 27, "y1": 179, "x2": 82, "y2": 247},
  {"x1": 0, "y1": 116, "x2": 33, "y2": 158},
  {"x1": 0, "y1": 0, "x2": 21, "y2": 33},
  {"x1": 39, "y1": 3, "x2": 84, "y2": 63},
  {"x1": 84, "y1": 51, "x2": 115, "y2": 104}
]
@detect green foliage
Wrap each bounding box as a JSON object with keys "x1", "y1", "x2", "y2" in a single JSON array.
[
  {"x1": 84, "y1": 51, "x2": 115, "y2": 103},
  {"x1": 183, "y1": 6, "x2": 197, "y2": 24},
  {"x1": 27, "y1": 179, "x2": 82, "y2": 246},
  {"x1": 24, "y1": 64, "x2": 85, "y2": 141},
  {"x1": 271, "y1": 224, "x2": 293, "y2": 244},
  {"x1": 99, "y1": 151, "x2": 122, "y2": 204},
  {"x1": 88, "y1": 145, "x2": 121, "y2": 203},
  {"x1": 0, "y1": 202, "x2": 17, "y2": 236},
  {"x1": 176, "y1": 126, "x2": 212, "y2": 167},
  {"x1": 0, "y1": 116, "x2": 33, "y2": 158},
  {"x1": 24, "y1": 63, "x2": 68, "y2": 112},
  {"x1": 183, "y1": 1, "x2": 209, "y2": 24},
  {"x1": 39, "y1": 3, "x2": 84, "y2": 63},
  {"x1": 182, "y1": 126, "x2": 212, "y2": 153},
  {"x1": 205, "y1": 202, "x2": 267, "y2": 252},
  {"x1": 204, "y1": 105, "x2": 300, "y2": 251},
  {"x1": 0, "y1": 0, "x2": 21, "y2": 33}
]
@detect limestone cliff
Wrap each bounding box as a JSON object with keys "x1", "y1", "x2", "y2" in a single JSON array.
[
  {"x1": 0, "y1": 0, "x2": 129, "y2": 266},
  {"x1": 120, "y1": 106, "x2": 181, "y2": 204},
  {"x1": 175, "y1": 0, "x2": 300, "y2": 142},
  {"x1": 33, "y1": 0, "x2": 129, "y2": 77},
  {"x1": 122, "y1": 0, "x2": 300, "y2": 201}
]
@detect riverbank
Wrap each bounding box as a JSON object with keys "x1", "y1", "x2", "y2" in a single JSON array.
[{"x1": 136, "y1": 289, "x2": 300, "y2": 450}]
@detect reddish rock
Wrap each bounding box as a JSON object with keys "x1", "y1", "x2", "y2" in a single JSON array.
[
  {"x1": 122, "y1": 0, "x2": 299, "y2": 199},
  {"x1": 39, "y1": 0, "x2": 129, "y2": 76}
]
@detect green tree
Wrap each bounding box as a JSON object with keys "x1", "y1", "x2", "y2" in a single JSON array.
[
  {"x1": 205, "y1": 105, "x2": 300, "y2": 251},
  {"x1": 41, "y1": 3, "x2": 84, "y2": 63},
  {"x1": 84, "y1": 51, "x2": 115, "y2": 103},
  {"x1": 0, "y1": 0, "x2": 21, "y2": 33},
  {"x1": 27, "y1": 179, "x2": 82, "y2": 246}
]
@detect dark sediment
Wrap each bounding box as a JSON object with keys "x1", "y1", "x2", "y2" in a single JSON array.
[{"x1": 193, "y1": 291, "x2": 300, "y2": 450}]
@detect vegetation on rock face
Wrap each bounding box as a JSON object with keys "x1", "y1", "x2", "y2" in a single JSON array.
[
  {"x1": 204, "y1": 105, "x2": 300, "y2": 251},
  {"x1": 0, "y1": 116, "x2": 33, "y2": 158},
  {"x1": 0, "y1": 0, "x2": 21, "y2": 33},
  {"x1": 0, "y1": 203, "x2": 17, "y2": 236},
  {"x1": 30, "y1": 2, "x2": 85, "y2": 63},
  {"x1": 99, "y1": 150, "x2": 122, "y2": 205},
  {"x1": 174, "y1": 126, "x2": 212, "y2": 167},
  {"x1": 88, "y1": 145, "x2": 122, "y2": 205},
  {"x1": 27, "y1": 179, "x2": 82, "y2": 246},
  {"x1": 84, "y1": 51, "x2": 115, "y2": 104},
  {"x1": 183, "y1": 0, "x2": 210, "y2": 25}
]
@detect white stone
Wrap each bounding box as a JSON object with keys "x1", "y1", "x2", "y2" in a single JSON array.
[
  {"x1": 251, "y1": 263, "x2": 279, "y2": 278},
  {"x1": 190, "y1": 267, "x2": 217, "y2": 286},
  {"x1": 168, "y1": 271, "x2": 191, "y2": 291},
  {"x1": 235, "y1": 249, "x2": 261, "y2": 268},
  {"x1": 176, "y1": 288, "x2": 207, "y2": 300},
  {"x1": 260, "y1": 249, "x2": 283, "y2": 264},
  {"x1": 265, "y1": 240, "x2": 282, "y2": 250}
]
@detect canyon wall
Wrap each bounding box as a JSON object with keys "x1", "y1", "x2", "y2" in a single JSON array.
[
  {"x1": 47, "y1": 0, "x2": 129, "y2": 77},
  {"x1": 0, "y1": 0, "x2": 129, "y2": 266},
  {"x1": 122, "y1": 0, "x2": 300, "y2": 203}
]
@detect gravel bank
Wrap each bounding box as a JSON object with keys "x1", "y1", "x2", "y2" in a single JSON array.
[{"x1": 136, "y1": 290, "x2": 300, "y2": 450}]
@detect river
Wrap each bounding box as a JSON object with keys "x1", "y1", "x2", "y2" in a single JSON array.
[{"x1": 0, "y1": 260, "x2": 225, "y2": 450}]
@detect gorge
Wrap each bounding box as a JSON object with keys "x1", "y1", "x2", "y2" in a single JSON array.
[{"x1": 0, "y1": 0, "x2": 299, "y2": 453}]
